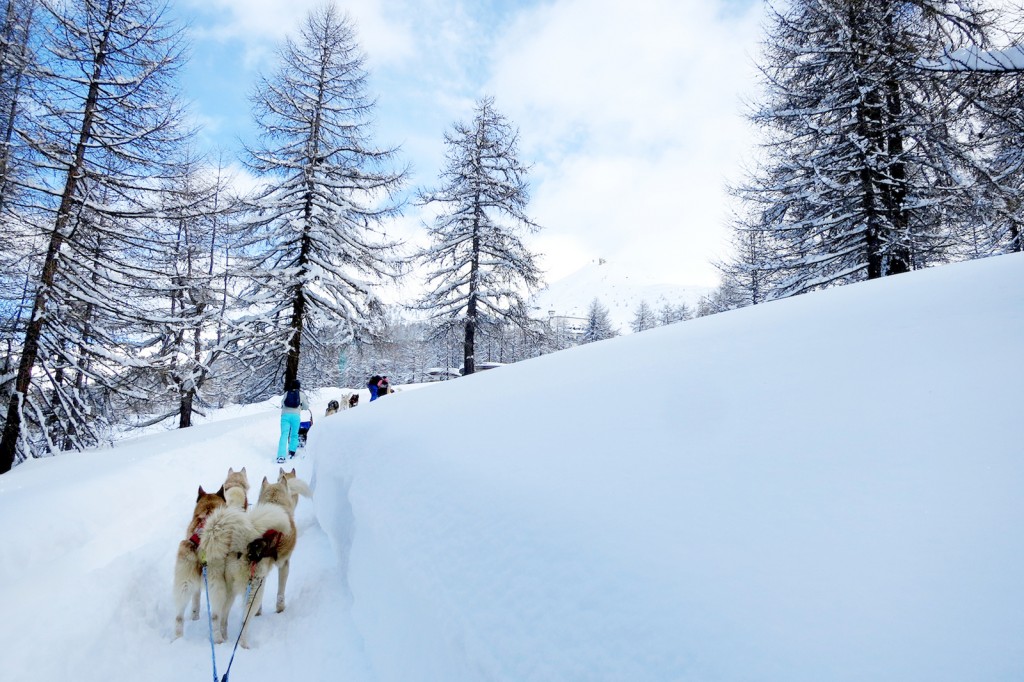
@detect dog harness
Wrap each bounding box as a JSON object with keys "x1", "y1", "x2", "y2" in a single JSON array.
[
  {"x1": 188, "y1": 518, "x2": 207, "y2": 549},
  {"x1": 261, "y1": 528, "x2": 282, "y2": 552},
  {"x1": 248, "y1": 529, "x2": 283, "y2": 579}
]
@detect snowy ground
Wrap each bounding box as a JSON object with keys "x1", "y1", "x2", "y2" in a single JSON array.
[{"x1": 2, "y1": 253, "x2": 1023, "y2": 681}]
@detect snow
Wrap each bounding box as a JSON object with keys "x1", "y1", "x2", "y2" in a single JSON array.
[
  {"x1": 919, "y1": 44, "x2": 1024, "y2": 72},
  {"x1": 531, "y1": 257, "x2": 712, "y2": 331},
  {"x1": 2, "y1": 252, "x2": 1024, "y2": 681}
]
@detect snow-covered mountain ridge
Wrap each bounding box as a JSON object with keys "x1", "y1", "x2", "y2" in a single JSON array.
[{"x1": 530, "y1": 258, "x2": 713, "y2": 331}]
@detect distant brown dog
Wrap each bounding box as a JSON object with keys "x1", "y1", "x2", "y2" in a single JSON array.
[
  {"x1": 172, "y1": 485, "x2": 226, "y2": 639},
  {"x1": 348, "y1": 393, "x2": 359, "y2": 408},
  {"x1": 223, "y1": 467, "x2": 249, "y2": 509}
]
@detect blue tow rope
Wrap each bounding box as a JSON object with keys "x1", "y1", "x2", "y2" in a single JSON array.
[
  {"x1": 219, "y1": 579, "x2": 259, "y2": 682},
  {"x1": 202, "y1": 562, "x2": 263, "y2": 682},
  {"x1": 202, "y1": 566, "x2": 219, "y2": 682}
]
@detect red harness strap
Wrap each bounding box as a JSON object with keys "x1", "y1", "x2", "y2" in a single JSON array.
[
  {"x1": 262, "y1": 528, "x2": 282, "y2": 548},
  {"x1": 249, "y1": 529, "x2": 283, "y2": 578},
  {"x1": 187, "y1": 518, "x2": 207, "y2": 548}
]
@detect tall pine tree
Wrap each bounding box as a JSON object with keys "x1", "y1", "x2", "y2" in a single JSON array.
[
  {"x1": 238, "y1": 3, "x2": 405, "y2": 395},
  {"x1": 0, "y1": 0, "x2": 190, "y2": 473},
  {"x1": 416, "y1": 96, "x2": 542, "y2": 375},
  {"x1": 730, "y1": 0, "x2": 989, "y2": 300}
]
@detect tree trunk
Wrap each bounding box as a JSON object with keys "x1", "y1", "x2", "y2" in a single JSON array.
[
  {"x1": 179, "y1": 391, "x2": 194, "y2": 428},
  {"x1": 285, "y1": 185, "x2": 315, "y2": 388},
  {"x1": 882, "y1": 75, "x2": 910, "y2": 275},
  {"x1": 463, "y1": 199, "x2": 482, "y2": 375},
  {"x1": 463, "y1": 299, "x2": 476, "y2": 376},
  {"x1": 285, "y1": 292, "x2": 305, "y2": 388}
]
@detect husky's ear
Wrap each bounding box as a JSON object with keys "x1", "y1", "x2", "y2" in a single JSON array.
[
  {"x1": 240, "y1": 466, "x2": 247, "y2": 478},
  {"x1": 261, "y1": 476, "x2": 270, "y2": 490},
  {"x1": 227, "y1": 467, "x2": 235, "y2": 476},
  {"x1": 215, "y1": 485, "x2": 226, "y2": 500},
  {"x1": 197, "y1": 486, "x2": 206, "y2": 501}
]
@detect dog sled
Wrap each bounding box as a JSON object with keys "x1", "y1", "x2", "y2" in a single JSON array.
[{"x1": 298, "y1": 409, "x2": 313, "y2": 448}]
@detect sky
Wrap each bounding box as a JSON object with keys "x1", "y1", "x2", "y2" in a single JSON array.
[
  {"x1": 173, "y1": 0, "x2": 766, "y2": 288},
  {"x1": 2, "y1": 251, "x2": 1022, "y2": 681}
]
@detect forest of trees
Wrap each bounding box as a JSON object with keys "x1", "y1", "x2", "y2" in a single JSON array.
[
  {"x1": 711, "y1": 0, "x2": 1024, "y2": 312},
  {"x1": 2, "y1": 0, "x2": 1023, "y2": 472}
]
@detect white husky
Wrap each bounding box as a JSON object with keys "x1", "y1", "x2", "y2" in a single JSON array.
[{"x1": 197, "y1": 503, "x2": 290, "y2": 648}]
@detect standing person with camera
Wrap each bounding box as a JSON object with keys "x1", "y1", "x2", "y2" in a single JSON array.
[{"x1": 367, "y1": 375, "x2": 390, "y2": 401}]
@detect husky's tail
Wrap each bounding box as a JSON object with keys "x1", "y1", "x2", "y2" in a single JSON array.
[
  {"x1": 249, "y1": 502, "x2": 291, "y2": 535},
  {"x1": 286, "y1": 477, "x2": 313, "y2": 500},
  {"x1": 197, "y1": 507, "x2": 253, "y2": 563}
]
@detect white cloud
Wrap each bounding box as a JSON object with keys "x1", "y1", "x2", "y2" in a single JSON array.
[
  {"x1": 180, "y1": 0, "x2": 417, "y2": 67},
  {"x1": 178, "y1": 0, "x2": 765, "y2": 289},
  {"x1": 483, "y1": 0, "x2": 764, "y2": 286}
]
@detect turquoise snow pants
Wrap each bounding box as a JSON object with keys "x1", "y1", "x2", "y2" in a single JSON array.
[{"x1": 278, "y1": 412, "x2": 301, "y2": 459}]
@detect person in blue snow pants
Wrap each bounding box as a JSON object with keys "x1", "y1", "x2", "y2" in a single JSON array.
[
  {"x1": 367, "y1": 374, "x2": 382, "y2": 401},
  {"x1": 278, "y1": 411, "x2": 301, "y2": 461},
  {"x1": 278, "y1": 379, "x2": 309, "y2": 462}
]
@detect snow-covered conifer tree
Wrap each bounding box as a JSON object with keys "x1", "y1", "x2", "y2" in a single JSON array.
[
  {"x1": 631, "y1": 300, "x2": 656, "y2": 333},
  {"x1": 917, "y1": 15, "x2": 1024, "y2": 258},
  {"x1": 238, "y1": 3, "x2": 405, "y2": 394},
  {"x1": 416, "y1": 96, "x2": 542, "y2": 375},
  {"x1": 714, "y1": 223, "x2": 779, "y2": 311},
  {"x1": 658, "y1": 301, "x2": 692, "y2": 325},
  {"x1": 731, "y1": 0, "x2": 989, "y2": 299},
  {"x1": 0, "y1": 0, "x2": 37, "y2": 382},
  {"x1": 581, "y1": 298, "x2": 618, "y2": 344},
  {"x1": 134, "y1": 151, "x2": 247, "y2": 429},
  {"x1": 0, "y1": 0, "x2": 190, "y2": 473}
]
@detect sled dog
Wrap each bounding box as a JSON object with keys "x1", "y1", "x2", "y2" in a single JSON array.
[
  {"x1": 223, "y1": 467, "x2": 249, "y2": 509},
  {"x1": 197, "y1": 503, "x2": 291, "y2": 648},
  {"x1": 277, "y1": 466, "x2": 313, "y2": 509},
  {"x1": 326, "y1": 393, "x2": 358, "y2": 416},
  {"x1": 172, "y1": 485, "x2": 226, "y2": 639},
  {"x1": 252, "y1": 470, "x2": 312, "y2": 615}
]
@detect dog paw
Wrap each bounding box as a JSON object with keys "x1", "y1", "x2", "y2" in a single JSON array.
[{"x1": 276, "y1": 601, "x2": 286, "y2": 613}]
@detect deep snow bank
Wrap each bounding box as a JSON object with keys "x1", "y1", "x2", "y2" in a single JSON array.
[{"x1": 314, "y1": 253, "x2": 1024, "y2": 681}]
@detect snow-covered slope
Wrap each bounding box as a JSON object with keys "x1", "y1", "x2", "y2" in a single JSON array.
[
  {"x1": 531, "y1": 257, "x2": 712, "y2": 331},
  {"x1": 1, "y1": 253, "x2": 1022, "y2": 682}
]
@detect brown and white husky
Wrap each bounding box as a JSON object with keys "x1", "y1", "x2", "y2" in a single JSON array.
[{"x1": 172, "y1": 485, "x2": 225, "y2": 639}]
